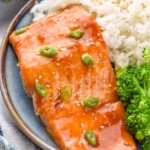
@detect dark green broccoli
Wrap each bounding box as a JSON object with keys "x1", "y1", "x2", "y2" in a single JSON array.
[
  {"x1": 116, "y1": 47, "x2": 150, "y2": 150},
  {"x1": 116, "y1": 66, "x2": 136, "y2": 107},
  {"x1": 142, "y1": 138, "x2": 150, "y2": 150},
  {"x1": 116, "y1": 64, "x2": 150, "y2": 107}
]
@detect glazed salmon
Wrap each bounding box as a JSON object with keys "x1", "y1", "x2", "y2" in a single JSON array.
[{"x1": 9, "y1": 5, "x2": 137, "y2": 150}]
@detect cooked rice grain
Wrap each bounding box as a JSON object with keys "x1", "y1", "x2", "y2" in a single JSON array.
[{"x1": 31, "y1": 0, "x2": 150, "y2": 70}]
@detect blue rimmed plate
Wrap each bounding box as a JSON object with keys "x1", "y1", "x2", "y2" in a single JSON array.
[{"x1": 0, "y1": 0, "x2": 142, "y2": 150}]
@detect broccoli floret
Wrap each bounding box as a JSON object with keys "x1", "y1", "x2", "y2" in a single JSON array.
[
  {"x1": 116, "y1": 47, "x2": 150, "y2": 149},
  {"x1": 120, "y1": 66, "x2": 150, "y2": 149},
  {"x1": 126, "y1": 95, "x2": 150, "y2": 138},
  {"x1": 116, "y1": 64, "x2": 150, "y2": 107},
  {"x1": 142, "y1": 138, "x2": 150, "y2": 150},
  {"x1": 116, "y1": 66, "x2": 136, "y2": 107}
]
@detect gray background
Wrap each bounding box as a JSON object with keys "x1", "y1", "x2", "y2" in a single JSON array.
[
  {"x1": 0, "y1": 0, "x2": 27, "y2": 126},
  {"x1": 0, "y1": 1, "x2": 40, "y2": 149},
  {"x1": 0, "y1": 0, "x2": 28, "y2": 43}
]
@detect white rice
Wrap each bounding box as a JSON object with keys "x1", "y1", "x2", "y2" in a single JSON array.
[{"x1": 31, "y1": 0, "x2": 150, "y2": 70}]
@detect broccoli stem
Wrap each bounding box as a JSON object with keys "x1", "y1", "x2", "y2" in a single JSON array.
[
  {"x1": 132, "y1": 77, "x2": 146, "y2": 97},
  {"x1": 147, "y1": 77, "x2": 150, "y2": 96},
  {"x1": 144, "y1": 74, "x2": 150, "y2": 96}
]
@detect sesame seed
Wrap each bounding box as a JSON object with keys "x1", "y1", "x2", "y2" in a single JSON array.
[
  {"x1": 85, "y1": 109, "x2": 88, "y2": 112},
  {"x1": 94, "y1": 117, "x2": 97, "y2": 121},
  {"x1": 100, "y1": 126, "x2": 104, "y2": 129},
  {"x1": 108, "y1": 84, "x2": 112, "y2": 87},
  {"x1": 39, "y1": 75, "x2": 42, "y2": 79},
  {"x1": 57, "y1": 86, "x2": 61, "y2": 90},
  {"x1": 104, "y1": 120, "x2": 109, "y2": 125},
  {"x1": 74, "y1": 24, "x2": 79, "y2": 28},
  {"x1": 99, "y1": 53, "x2": 102, "y2": 58},
  {"x1": 77, "y1": 103, "x2": 80, "y2": 107},
  {"x1": 74, "y1": 19, "x2": 77, "y2": 23},
  {"x1": 103, "y1": 80, "x2": 106, "y2": 83},
  {"x1": 60, "y1": 47, "x2": 67, "y2": 51},
  {"x1": 96, "y1": 42, "x2": 100, "y2": 46},
  {"x1": 89, "y1": 38, "x2": 92, "y2": 42},
  {"x1": 81, "y1": 123, "x2": 85, "y2": 127},
  {"x1": 35, "y1": 111, "x2": 39, "y2": 116},
  {"x1": 52, "y1": 72, "x2": 56, "y2": 75},
  {"x1": 46, "y1": 84, "x2": 50, "y2": 88},
  {"x1": 70, "y1": 54, "x2": 73, "y2": 57},
  {"x1": 16, "y1": 63, "x2": 20, "y2": 67},
  {"x1": 56, "y1": 63, "x2": 60, "y2": 66},
  {"x1": 35, "y1": 79, "x2": 39, "y2": 82},
  {"x1": 97, "y1": 33, "x2": 100, "y2": 37},
  {"x1": 124, "y1": 141, "x2": 129, "y2": 146},
  {"x1": 75, "y1": 102, "x2": 80, "y2": 107},
  {"x1": 90, "y1": 42, "x2": 94, "y2": 46}
]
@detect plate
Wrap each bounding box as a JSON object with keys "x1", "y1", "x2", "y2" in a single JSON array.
[
  {"x1": 0, "y1": 0, "x2": 59, "y2": 150},
  {"x1": 0, "y1": 0, "x2": 142, "y2": 150}
]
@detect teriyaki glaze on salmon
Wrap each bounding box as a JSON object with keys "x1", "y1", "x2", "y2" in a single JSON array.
[{"x1": 9, "y1": 4, "x2": 137, "y2": 150}]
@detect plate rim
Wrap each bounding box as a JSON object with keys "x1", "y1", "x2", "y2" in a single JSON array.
[{"x1": 0, "y1": 1, "x2": 57, "y2": 150}]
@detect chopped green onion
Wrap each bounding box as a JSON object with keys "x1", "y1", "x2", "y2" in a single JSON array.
[
  {"x1": 69, "y1": 29, "x2": 84, "y2": 39},
  {"x1": 39, "y1": 46, "x2": 57, "y2": 57},
  {"x1": 83, "y1": 97, "x2": 100, "y2": 108},
  {"x1": 82, "y1": 54, "x2": 94, "y2": 66},
  {"x1": 15, "y1": 29, "x2": 26, "y2": 35},
  {"x1": 60, "y1": 85, "x2": 72, "y2": 101},
  {"x1": 35, "y1": 81, "x2": 48, "y2": 98},
  {"x1": 84, "y1": 130, "x2": 97, "y2": 146}
]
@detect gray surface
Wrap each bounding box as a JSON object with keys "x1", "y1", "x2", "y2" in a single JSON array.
[
  {"x1": 0, "y1": 0, "x2": 27, "y2": 44},
  {"x1": 0, "y1": 1, "x2": 40, "y2": 149},
  {"x1": 0, "y1": 0, "x2": 27, "y2": 126}
]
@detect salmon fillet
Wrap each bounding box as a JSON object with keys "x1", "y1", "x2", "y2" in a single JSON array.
[{"x1": 9, "y1": 5, "x2": 137, "y2": 150}]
